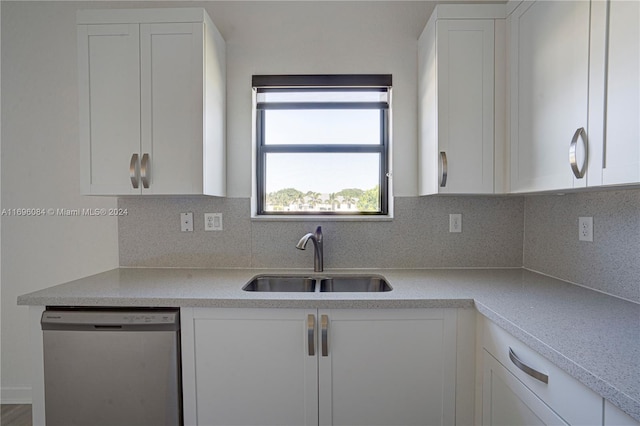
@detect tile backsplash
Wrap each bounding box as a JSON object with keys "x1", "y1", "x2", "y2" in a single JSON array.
[
  {"x1": 523, "y1": 188, "x2": 640, "y2": 303},
  {"x1": 118, "y1": 189, "x2": 639, "y2": 303},
  {"x1": 118, "y1": 196, "x2": 524, "y2": 269}
]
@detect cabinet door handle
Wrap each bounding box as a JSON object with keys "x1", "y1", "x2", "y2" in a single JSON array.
[
  {"x1": 321, "y1": 315, "x2": 329, "y2": 357},
  {"x1": 307, "y1": 314, "x2": 315, "y2": 356},
  {"x1": 140, "y1": 153, "x2": 150, "y2": 189},
  {"x1": 129, "y1": 154, "x2": 140, "y2": 189},
  {"x1": 439, "y1": 152, "x2": 448, "y2": 187},
  {"x1": 509, "y1": 347, "x2": 549, "y2": 384},
  {"x1": 569, "y1": 127, "x2": 588, "y2": 179}
]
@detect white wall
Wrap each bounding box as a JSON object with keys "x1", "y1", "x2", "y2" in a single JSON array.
[
  {"x1": 0, "y1": 2, "x2": 3, "y2": 400},
  {"x1": 1, "y1": 2, "x2": 119, "y2": 402},
  {"x1": 211, "y1": 1, "x2": 433, "y2": 197}
]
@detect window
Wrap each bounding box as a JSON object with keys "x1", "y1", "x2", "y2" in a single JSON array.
[{"x1": 253, "y1": 75, "x2": 391, "y2": 216}]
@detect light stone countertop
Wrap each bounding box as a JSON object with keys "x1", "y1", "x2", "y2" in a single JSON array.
[{"x1": 17, "y1": 267, "x2": 640, "y2": 421}]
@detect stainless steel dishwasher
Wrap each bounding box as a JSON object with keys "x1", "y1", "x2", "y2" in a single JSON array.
[{"x1": 41, "y1": 308, "x2": 182, "y2": 426}]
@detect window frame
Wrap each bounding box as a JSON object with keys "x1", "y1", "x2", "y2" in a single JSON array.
[{"x1": 253, "y1": 74, "x2": 392, "y2": 217}]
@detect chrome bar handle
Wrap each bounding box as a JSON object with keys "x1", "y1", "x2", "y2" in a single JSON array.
[
  {"x1": 569, "y1": 127, "x2": 587, "y2": 179},
  {"x1": 129, "y1": 153, "x2": 140, "y2": 189},
  {"x1": 439, "y1": 152, "x2": 448, "y2": 187},
  {"x1": 509, "y1": 347, "x2": 549, "y2": 384},
  {"x1": 321, "y1": 315, "x2": 329, "y2": 357},
  {"x1": 140, "y1": 153, "x2": 150, "y2": 189},
  {"x1": 307, "y1": 314, "x2": 315, "y2": 356}
]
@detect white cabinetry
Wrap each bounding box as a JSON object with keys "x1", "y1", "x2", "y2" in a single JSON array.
[
  {"x1": 185, "y1": 308, "x2": 317, "y2": 426},
  {"x1": 181, "y1": 308, "x2": 458, "y2": 426},
  {"x1": 605, "y1": 400, "x2": 640, "y2": 426},
  {"x1": 480, "y1": 316, "x2": 603, "y2": 426},
  {"x1": 508, "y1": 0, "x2": 592, "y2": 192},
  {"x1": 418, "y1": 5, "x2": 506, "y2": 195},
  {"x1": 483, "y1": 352, "x2": 567, "y2": 425},
  {"x1": 598, "y1": 0, "x2": 640, "y2": 186},
  {"x1": 78, "y1": 9, "x2": 225, "y2": 196},
  {"x1": 508, "y1": 0, "x2": 640, "y2": 192}
]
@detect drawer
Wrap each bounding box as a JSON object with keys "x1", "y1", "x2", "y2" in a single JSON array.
[{"x1": 482, "y1": 317, "x2": 603, "y2": 426}]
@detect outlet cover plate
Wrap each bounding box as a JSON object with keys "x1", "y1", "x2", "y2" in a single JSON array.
[{"x1": 579, "y1": 216, "x2": 593, "y2": 242}]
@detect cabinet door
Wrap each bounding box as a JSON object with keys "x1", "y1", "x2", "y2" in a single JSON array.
[
  {"x1": 78, "y1": 24, "x2": 141, "y2": 195},
  {"x1": 437, "y1": 19, "x2": 495, "y2": 194},
  {"x1": 601, "y1": 0, "x2": 640, "y2": 186},
  {"x1": 140, "y1": 23, "x2": 204, "y2": 194},
  {"x1": 604, "y1": 400, "x2": 640, "y2": 426},
  {"x1": 509, "y1": 1, "x2": 590, "y2": 192},
  {"x1": 188, "y1": 308, "x2": 318, "y2": 426},
  {"x1": 483, "y1": 352, "x2": 568, "y2": 426},
  {"x1": 418, "y1": 18, "x2": 496, "y2": 195},
  {"x1": 318, "y1": 309, "x2": 456, "y2": 426}
]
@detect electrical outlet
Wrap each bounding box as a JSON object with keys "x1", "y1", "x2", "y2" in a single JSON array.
[
  {"x1": 180, "y1": 212, "x2": 193, "y2": 232},
  {"x1": 578, "y1": 217, "x2": 593, "y2": 242},
  {"x1": 204, "y1": 213, "x2": 223, "y2": 231},
  {"x1": 449, "y1": 214, "x2": 462, "y2": 233}
]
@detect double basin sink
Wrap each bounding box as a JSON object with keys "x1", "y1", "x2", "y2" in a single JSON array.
[{"x1": 243, "y1": 275, "x2": 392, "y2": 293}]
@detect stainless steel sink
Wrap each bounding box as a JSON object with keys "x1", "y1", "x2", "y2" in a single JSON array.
[
  {"x1": 243, "y1": 276, "x2": 315, "y2": 292},
  {"x1": 243, "y1": 274, "x2": 392, "y2": 292},
  {"x1": 319, "y1": 275, "x2": 392, "y2": 292}
]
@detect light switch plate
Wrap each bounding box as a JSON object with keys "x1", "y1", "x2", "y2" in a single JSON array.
[
  {"x1": 204, "y1": 213, "x2": 223, "y2": 231},
  {"x1": 449, "y1": 214, "x2": 462, "y2": 233}
]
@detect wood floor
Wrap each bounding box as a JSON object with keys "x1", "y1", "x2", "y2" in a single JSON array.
[{"x1": 0, "y1": 405, "x2": 31, "y2": 426}]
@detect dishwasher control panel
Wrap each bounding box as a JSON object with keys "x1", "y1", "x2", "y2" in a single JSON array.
[{"x1": 41, "y1": 309, "x2": 180, "y2": 330}]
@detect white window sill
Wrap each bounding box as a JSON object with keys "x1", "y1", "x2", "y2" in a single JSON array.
[{"x1": 251, "y1": 214, "x2": 393, "y2": 222}]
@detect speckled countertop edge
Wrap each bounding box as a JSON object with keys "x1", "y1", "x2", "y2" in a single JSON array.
[{"x1": 17, "y1": 267, "x2": 640, "y2": 421}]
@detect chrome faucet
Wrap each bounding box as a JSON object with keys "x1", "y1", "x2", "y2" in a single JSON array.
[{"x1": 296, "y1": 226, "x2": 323, "y2": 272}]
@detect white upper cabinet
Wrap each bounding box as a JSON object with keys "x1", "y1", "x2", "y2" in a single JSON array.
[
  {"x1": 508, "y1": 0, "x2": 591, "y2": 193},
  {"x1": 78, "y1": 23, "x2": 141, "y2": 195},
  {"x1": 599, "y1": 0, "x2": 640, "y2": 186},
  {"x1": 419, "y1": 5, "x2": 506, "y2": 195},
  {"x1": 78, "y1": 9, "x2": 226, "y2": 196},
  {"x1": 508, "y1": 0, "x2": 640, "y2": 193}
]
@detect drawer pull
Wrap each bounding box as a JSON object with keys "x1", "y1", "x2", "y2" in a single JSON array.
[
  {"x1": 321, "y1": 315, "x2": 329, "y2": 357},
  {"x1": 509, "y1": 347, "x2": 549, "y2": 384},
  {"x1": 307, "y1": 314, "x2": 315, "y2": 356}
]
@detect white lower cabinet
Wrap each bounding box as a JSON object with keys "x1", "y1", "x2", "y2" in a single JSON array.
[
  {"x1": 181, "y1": 308, "x2": 458, "y2": 426},
  {"x1": 480, "y1": 315, "x2": 603, "y2": 426},
  {"x1": 317, "y1": 309, "x2": 457, "y2": 426},
  {"x1": 605, "y1": 400, "x2": 640, "y2": 426},
  {"x1": 483, "y1": 352, "x2": 567, "y2": 425},
  {"x1": 185, "y1": 308, "x2": 317, "y2": 426}
]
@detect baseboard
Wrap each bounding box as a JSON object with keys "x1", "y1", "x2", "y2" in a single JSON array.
[{"x1": 1, "y1": 386, "x2": 32, "y2": 404}]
